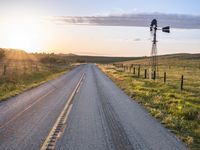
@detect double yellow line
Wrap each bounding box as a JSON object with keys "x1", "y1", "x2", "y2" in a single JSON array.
[{"x1": 40, "y1": 73, "x2": 85, "y2": 150}]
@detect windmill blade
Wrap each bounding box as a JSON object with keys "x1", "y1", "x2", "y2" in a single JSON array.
[{"x1": 150, "y1": 19, "x2": 158, "y2": 28}]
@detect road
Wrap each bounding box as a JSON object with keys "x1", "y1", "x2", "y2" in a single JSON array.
[
  {"x1": 0, "y1": 64, "x2": 187, "y2": 150},
  {"x1": 0, "y1": 65, "x2": 86, "y2": 150}
]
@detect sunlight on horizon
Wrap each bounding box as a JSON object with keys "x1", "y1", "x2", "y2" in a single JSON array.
[
  {"x1": 0, "y1": 15, "x2": 62, "y2": 53},
  {"x1": 0, "y1": 14, "x2": 200, "y2": 56}
]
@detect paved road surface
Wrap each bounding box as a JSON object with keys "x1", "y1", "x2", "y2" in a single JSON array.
[
  {"x1": 0, "y1": 64, "x2": 187, "y2": 150},
  {"x1": 0, "y1": 65, "x2": 86, "y2": 150}
]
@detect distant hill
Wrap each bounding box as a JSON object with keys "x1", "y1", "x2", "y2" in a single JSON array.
[
  {"x1": 0, "y1": 48, "x2": 141, "y2": 63},
  {"x1": 56, "y1": 53, "x2": 143, "y2": 63},
  {"x1": 64, "y1": 55, "x2": 143, "y2": 63},
  {"x1": 57, "y1": 53, "x2": 78, "y2": 56},
  {"x1": 120, "y1": 53, "x2": 200, "y2": 67},
  {"x1": 158, "y1": 53, "x2": 200, "y2": 60},
  {"x1": 1, "y1": 48, "x2": 199, "y2": 65}
]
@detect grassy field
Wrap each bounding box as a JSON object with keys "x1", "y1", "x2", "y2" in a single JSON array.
[
  {"x1": 0, "y1": 63, "x2": 76, "y2": 101},
  {"x1": 99, "y1": 57, "x2": 200, "y2": 150},
  {"x1": 0, "y1": 48, "x2": 83, "y2": 101}
]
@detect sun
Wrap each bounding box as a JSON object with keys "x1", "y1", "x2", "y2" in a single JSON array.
[
  {"x1": 8, "y1": 30, "x2": 32, "y2": 52},
  {"x1": 1, "y1": 14, "x2": 69, "y2": 53},
  {"x1": 3, "y1": 15, "x2": 42, "y2": 53},
  {"x1": 7, "y1": 23, "x2": 39, "y2": 53}
]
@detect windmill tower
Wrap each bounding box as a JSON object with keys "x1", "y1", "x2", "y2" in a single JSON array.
[{"x1": 149, "y1": 19, "x2": 170, "y2": 79}]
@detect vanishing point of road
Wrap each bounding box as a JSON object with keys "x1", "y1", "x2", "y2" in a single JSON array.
[{"x1": 0, "y1": 64, "x2": 187, "y2": 150}]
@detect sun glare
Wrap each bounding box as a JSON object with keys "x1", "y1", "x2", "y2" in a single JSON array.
[
  {"x1": 1, "y1": 15, "x2": 44, "y2": 53},
  {"x1": 8, "y1": 29, "x2": 33, "y2": 52}
]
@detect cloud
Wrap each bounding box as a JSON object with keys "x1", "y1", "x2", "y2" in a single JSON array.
[
  {"x1": 133, "y1": 38, "x2": 141, "y2": 41},
  {"x1": 49, "y1": 13, "x2": 200, "y2": 29}
]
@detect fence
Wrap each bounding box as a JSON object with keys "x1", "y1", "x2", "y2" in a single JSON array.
[
  {"x1": 0, "y1": 61, "x2": 65, "y2": 79},
  {"x1": 112, "y1": 63, "x2": 200, "y2": 92}
]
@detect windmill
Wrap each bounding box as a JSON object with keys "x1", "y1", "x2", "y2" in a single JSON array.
[{"x1": 149, "y1": 19, "x2": 170, "y2": 79}]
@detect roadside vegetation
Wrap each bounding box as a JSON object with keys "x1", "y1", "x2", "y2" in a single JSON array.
[
  {"x1": 0, "y1": 47, "x2": 141, "y2": 102},
  {"x1": 99, "y1": 55, "x2": 200, "y2": 150},
  {"x1": 0, "y1": 49, "x2": 78, "y2": 101},
  {"x1": 0, "y1": 64, "x2": 76, "y2": 101}
]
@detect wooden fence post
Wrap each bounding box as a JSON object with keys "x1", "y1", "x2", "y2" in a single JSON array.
[
  {"x1": 31, "y1": 63, "x2": 33, "y2": 72},
  {"x1": 3, "y1": 64, "x2": 6, "y2": 75},
  {"x1": 36, "y1": 64, "x2": 38, "y2": 71},
  {"x1": 24, "y1": 63, "x2": 26, "y2": 74},
  {"x1": 15, "y1": 65, "x2": 18, "y2": 72},
  {"x1": 144, "y1": 69, "x2": 147, "y2": 79},
  {"x1": 153, "y1": 70, "x2": 156, "y2": 80},
  {"x1": 181, "y1": 75, "x2": 184, "y2": 90},
  {"x1": 131, "y1": 66, "x2": 133, "y2": 73},
  {"x1": 164, "y1": 72, "x2": 166, "y2": 83},
  {"x1": 138, "y1": 65, "x2": 140, "y2": 78}
]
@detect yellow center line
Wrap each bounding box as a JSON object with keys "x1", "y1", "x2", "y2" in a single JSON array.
[
  {"x1": 40, "y1": 73, "x2": 85, "y2": 150},
  {"x1": 0, "y1": 88, "x2": 55, "y2": 129}
]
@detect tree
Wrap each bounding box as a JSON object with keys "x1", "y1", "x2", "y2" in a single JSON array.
[
  {"x1": 0, "y1": 48, "x2": 5, "y2": 60},
  {"x1": 40, "y1": 54, "x2": 57, "y2": 64}
]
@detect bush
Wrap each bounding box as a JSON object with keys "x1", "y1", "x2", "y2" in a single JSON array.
[
  {"x1": 0, "y1": 48, "x2": 5, "y2": 60},
  {"x1": 40, "y1": 54, "x2": 67, "y2": 64},
  {"x1": 40, "y1": 54, "x2": 57, "y2": 64}
]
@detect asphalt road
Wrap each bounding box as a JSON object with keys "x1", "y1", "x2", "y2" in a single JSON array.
[
  {"x1": 0, "y1": 65, "x2": 86, "y2": 150},
  {"x1": 0, "y1": 64, "x2": 187, "y2": 150}
]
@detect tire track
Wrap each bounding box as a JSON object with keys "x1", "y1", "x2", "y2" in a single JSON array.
[{"x1": 92, "y1": 66, "x2": 136, "y2": 150}]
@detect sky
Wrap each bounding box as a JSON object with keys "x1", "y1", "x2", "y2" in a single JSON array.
[
  {"x1": 0, "y1": 0, "x2": 200, "y2": 56},
  {"x1": 1, "y1": 0, "x2": 200, "y2": 16}
]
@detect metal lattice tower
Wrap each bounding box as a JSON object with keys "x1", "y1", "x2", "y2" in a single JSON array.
[{"x1": 149, "y1": 19, "x2": 170, "y2": 80}]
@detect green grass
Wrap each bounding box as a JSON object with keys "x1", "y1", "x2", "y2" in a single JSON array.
[
  {"x1": 99, "y1": 64, "x2": 200, "y2": 150},
  {"x1": 0, "y1": 65, "x2": 76, "y2": 101}
]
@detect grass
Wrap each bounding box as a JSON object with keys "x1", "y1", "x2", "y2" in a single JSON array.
[
  {"x1": 99, "y1": 63, "x2": 200, "y2": 150},
  {"x1": 0, "y1": 64, "x2": 76, "y2": 101}
]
